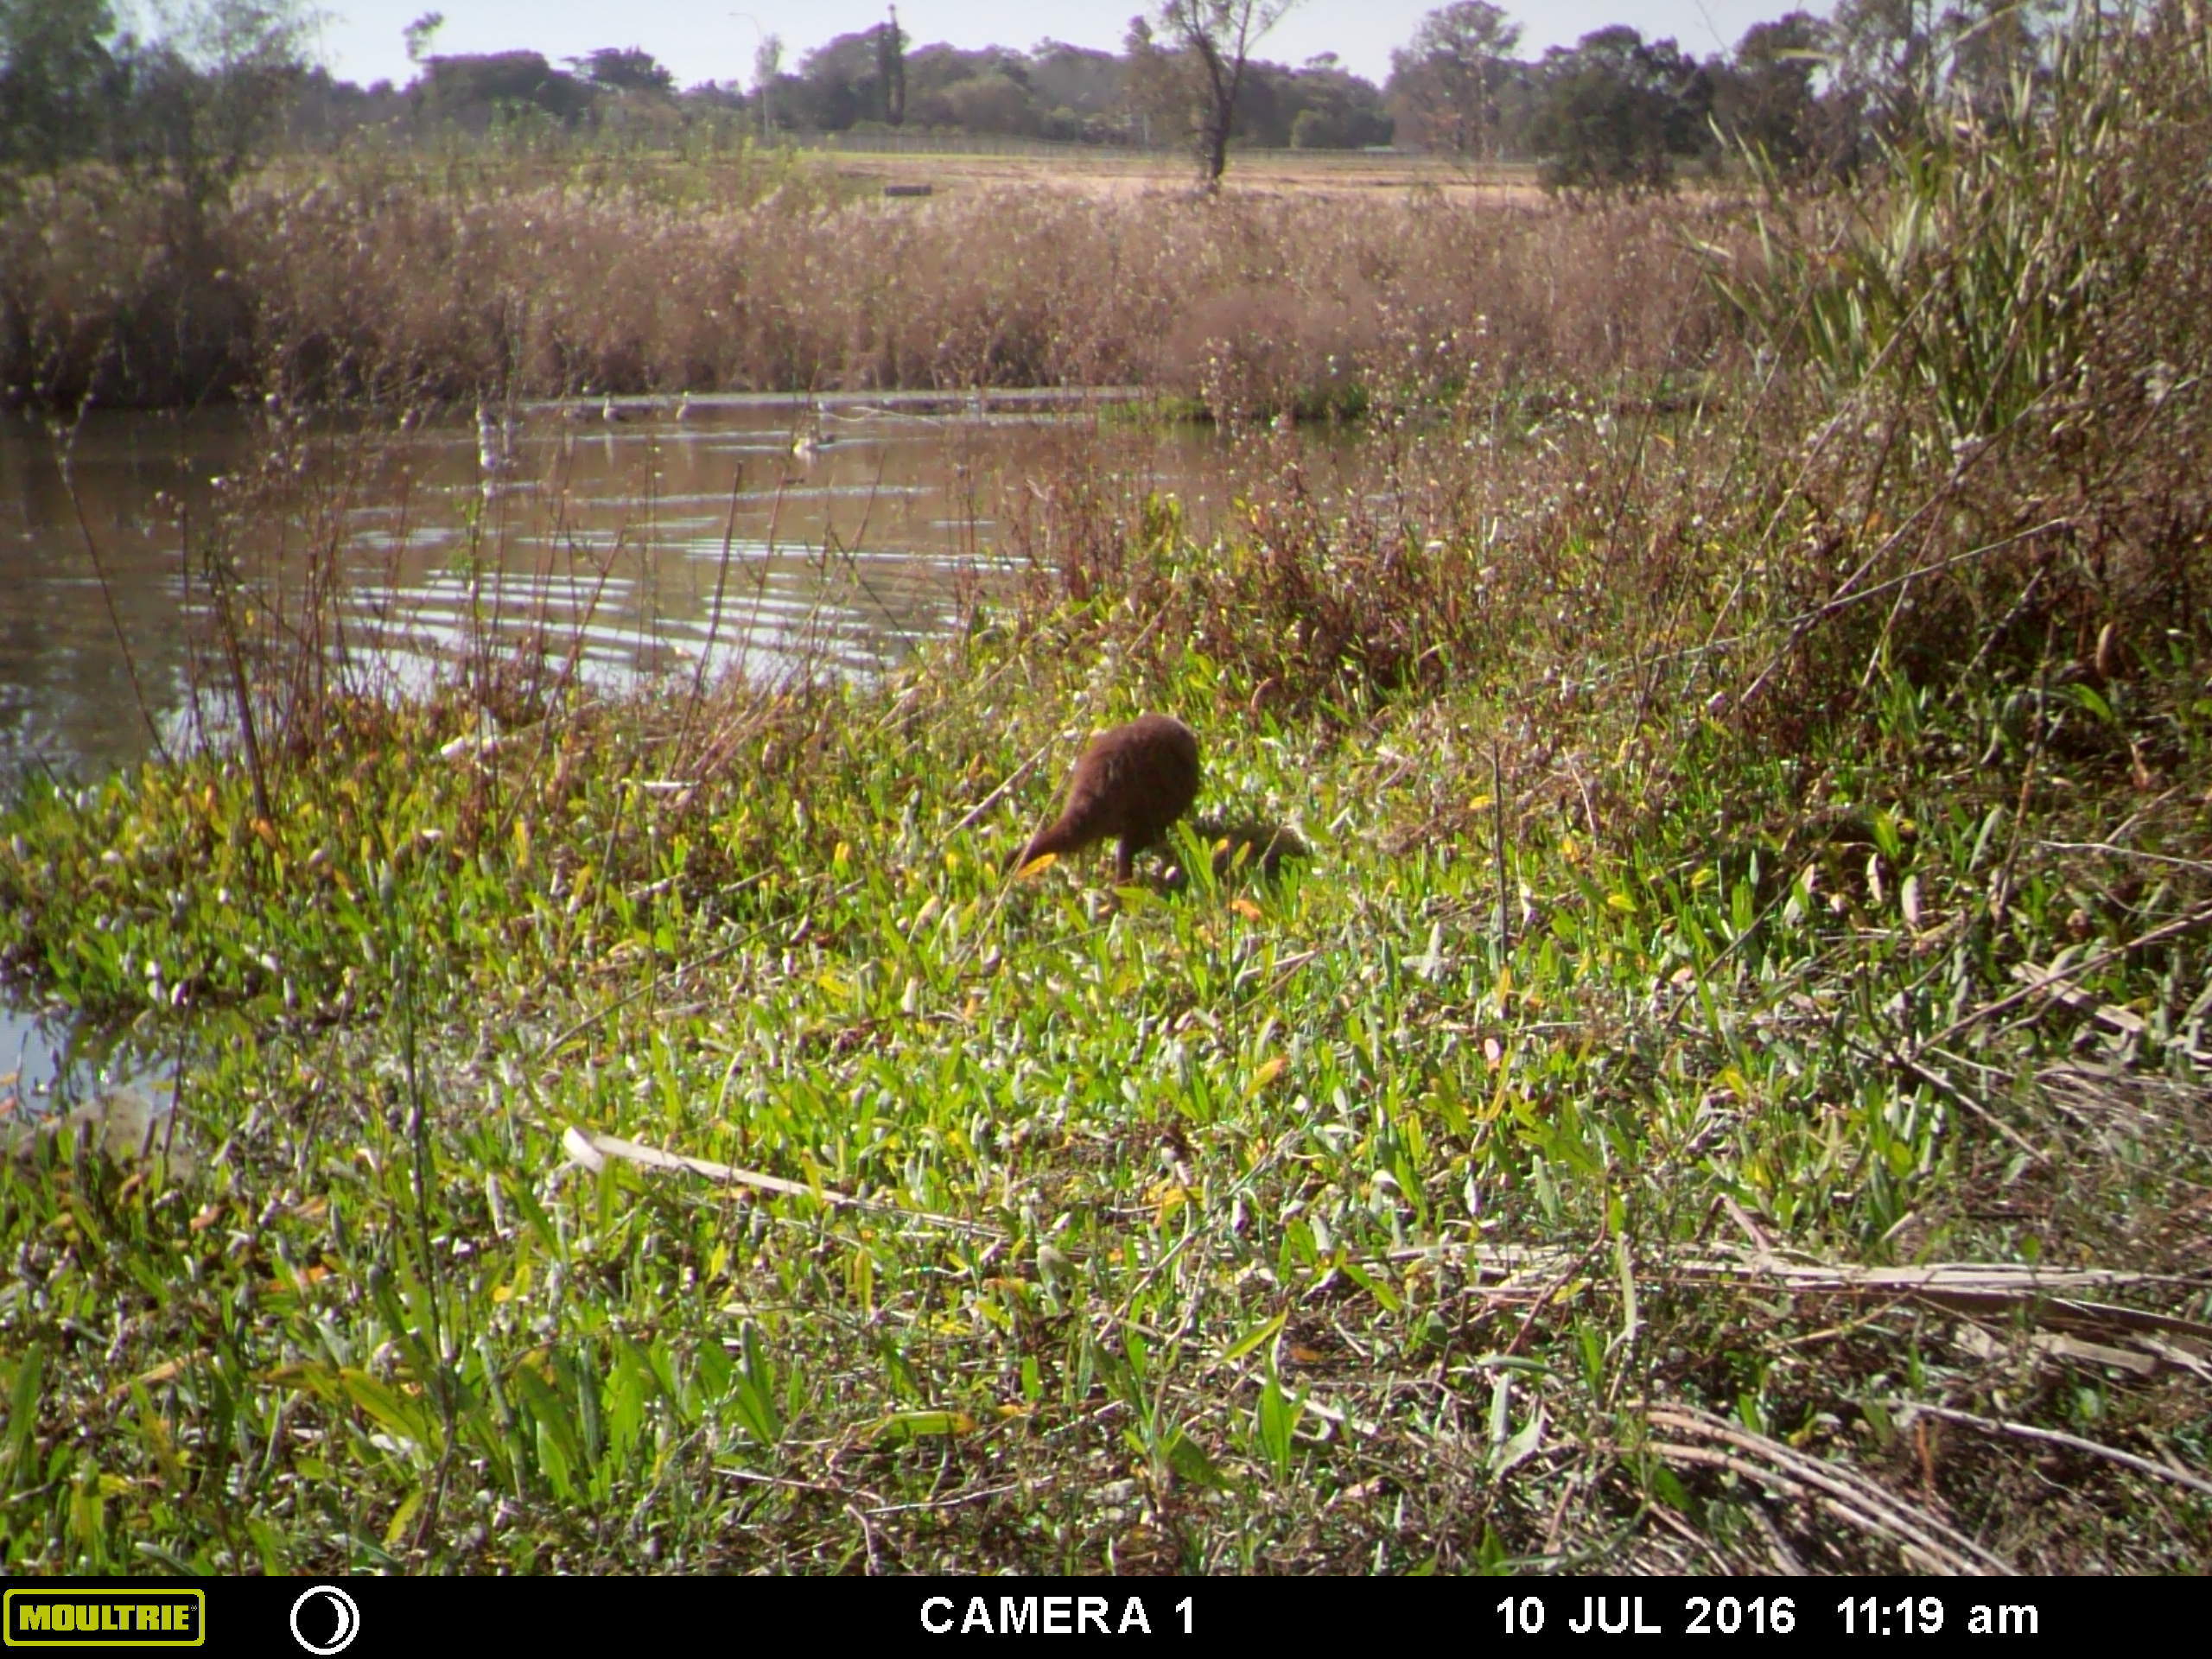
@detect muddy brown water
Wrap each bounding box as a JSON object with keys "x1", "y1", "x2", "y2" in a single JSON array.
[{"x1": 0, "y1": 390, "x2": 1256, "y2": 1116}]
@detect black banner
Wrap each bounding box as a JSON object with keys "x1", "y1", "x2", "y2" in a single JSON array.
[{"x1": 0, "y1": 1576, "x2": 2156, "y2": 1652}]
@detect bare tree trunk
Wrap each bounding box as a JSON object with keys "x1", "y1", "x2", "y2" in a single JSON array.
[
  {"x1": 1160, "y1": 0, "x2": 1299, "y2": 191},
  {"x1": 1193, "y1": 34, "x2": 1237, "y2": 188}
]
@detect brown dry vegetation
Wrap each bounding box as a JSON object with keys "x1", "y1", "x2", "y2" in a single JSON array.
[
  {"x1": 0, "y1": 156, "x2": 1731, "y2": 415},
  {"x1": 812, "y1": 144, "x2": 1548, "y2": 202}
]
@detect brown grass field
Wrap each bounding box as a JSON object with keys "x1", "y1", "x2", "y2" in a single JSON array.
[
  {"x1": 807, "y1": 143, "x2": 1553, "y2": 205},
  {"x1": 0, "y1": 143, "x2": 1703, "y2": 412}
]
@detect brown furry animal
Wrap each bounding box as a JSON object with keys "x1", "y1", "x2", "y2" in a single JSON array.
[{"x1": 1014, "y1": 715, "x2": 1201, "y2": 883}]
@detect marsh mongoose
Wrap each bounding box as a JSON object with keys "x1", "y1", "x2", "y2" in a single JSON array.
[{"x1": 1014, "y1": 715, "x2": 1201, "y2": 883}]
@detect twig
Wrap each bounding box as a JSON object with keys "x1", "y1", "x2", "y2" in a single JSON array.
[
  {"x1": 1650, "y1": 1442, "x2": 1925, "y2": 1565},
  {"x1": 864, "y1": 1481, "x2": 1022, "y2": 1518},
  {"x1": 1986, "y1": 633, "x2": 2056, "y2": 925},
  {"x1": 1893, "y1": 1402, "x2": 2212, "y2": 1502},
  {"x1": 946, "y1": 734, "x2": 1053, "y2": 840},
  {"x1": 1866, "y1": 1042, "x2": 2049, "y2": 1166},
  {"x1": 716, "y1": 1465, "x2": 847, "y2": 1497},
  {"x1": 1492, "y1": 741, "x2": 1510, "y2": 951},
  {"x1": 61, "y1": 458, "x2": 171, "y2": 766},
  {"x1": 2034, "y1": 840, "x2": 2212, "y2": 874},
  {"x1": 846, "y1": 1502, "x2": 883, "y2": 1574},
  {"x1": 677, "y1": 459, "x2": 749, "y2": 763},
  {"x1": 561, "y1": 1126, "x2": 1004, "y2": 1238},
  {"x1": 1921, "y1": 899, "x2": 2212, "y2": 1049},
  {"x1": 1646, "y1": 1403, "x2": 2013, "y2": 1575}
]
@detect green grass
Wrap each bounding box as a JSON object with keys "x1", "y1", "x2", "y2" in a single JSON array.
[{"x1": 2, "y1": 567, "x2": 2207, "y2": 1570}]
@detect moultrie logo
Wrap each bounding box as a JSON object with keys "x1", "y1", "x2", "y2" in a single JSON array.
[{"x1": 3, "y1": 1589, "x2": 205, "y2": 1648}]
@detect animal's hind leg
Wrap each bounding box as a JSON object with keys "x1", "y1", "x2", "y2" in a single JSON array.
[{"x1": 1115, "y1": 837, "x2": 1137, "y2": 883}]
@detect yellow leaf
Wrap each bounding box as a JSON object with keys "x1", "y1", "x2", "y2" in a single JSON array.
[
  {"x1": 1230, "y1": 897, "x2": 1262, "y2": 920},
  {"x1": 1247, "y1": 1053, "x2": 1287, "y2": 1095},
  {"x1": 385, "y1": 1490, "x2": 424, "y2": 1550}
]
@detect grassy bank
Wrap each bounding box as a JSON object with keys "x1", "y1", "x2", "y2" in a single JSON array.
[{"x1": 2, "y1": 6, "x2": 2209, "y2": 1575}]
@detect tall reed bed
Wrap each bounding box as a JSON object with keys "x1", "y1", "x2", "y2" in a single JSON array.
[{"x1": 1, "y1": 160, "x2": 1736, "y2": 413}]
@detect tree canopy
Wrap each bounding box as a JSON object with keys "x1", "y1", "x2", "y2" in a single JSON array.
[{"x1": 0, "y1": 0, "x2": 2064, "y2": 199}]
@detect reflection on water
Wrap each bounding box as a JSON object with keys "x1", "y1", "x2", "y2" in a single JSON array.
[
  {"x1": 0, "y1": 390, "x2": 1246, "y2": 1109},
  {"x1": 0, "y1": 1004, "x2": 180, "y2": 1165},
  {"x1": 0, "y1": 392, "x2": 1230, "y2": 787},
  {"x1": 0, "y1": 1080, "x2": 188, "y2": 1172}
]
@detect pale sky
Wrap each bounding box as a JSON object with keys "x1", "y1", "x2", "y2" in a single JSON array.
[{"x1": 308, "y1": 2, "x2": 1827, "y2": 93}]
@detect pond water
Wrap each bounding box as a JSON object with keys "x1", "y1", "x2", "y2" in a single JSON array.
[
  {"x1": 0, "y1": 391, "x2": 1244, "y2": 781},
  {"x1": 0, "y1": 390, "x2": 1251, "y2": 1122}
]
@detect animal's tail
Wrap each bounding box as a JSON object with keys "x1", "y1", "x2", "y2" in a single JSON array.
[{"x1": 1189, "y1": 817, "x2": 1310, "y2": 878}]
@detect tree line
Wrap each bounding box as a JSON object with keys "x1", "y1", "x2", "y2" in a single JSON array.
[
  {"x1": 0, "y1": 0, "x2": 315, "y2": 200},
  {"x1": 2, "y1": 0, "x2": 2065, "y2": 195},
  {"x1": 1391, "y1": 0, "x2": 2054, "y2": 193}
]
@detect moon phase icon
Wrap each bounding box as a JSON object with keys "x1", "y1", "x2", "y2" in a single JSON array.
[{"x1": 289, "y1": 1586, "x2": 360, "y2": 1656}]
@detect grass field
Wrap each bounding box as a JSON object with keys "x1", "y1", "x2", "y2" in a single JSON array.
[
  {"x1": 0, "y1": 5, "x2": 2209, "y2": 1575},
  {"x1": 801, "y1": 142, "x2": 1548, "y2": 202}
]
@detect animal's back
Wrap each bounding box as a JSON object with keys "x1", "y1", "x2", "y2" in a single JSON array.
[
  {"x1": 1060, "y1": 715, "x2": 1199, "y2": 849},
  {"x1": 1018, "y1": 715, "x2": 1200, "y2": 879}
]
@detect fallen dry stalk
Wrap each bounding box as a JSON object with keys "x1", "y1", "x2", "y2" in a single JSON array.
[
  {"x1": 1921, "y1": 900, "x2": 2212, "y2": 1048},
  {"x1": 1891, "y1": 1401, "x2": 2212, "y2": 1503},
  {"x1": 1643, "y1": 1402, "x2": 2015, "y2": 1576},
  {"x1": 560, "y1": 1126, "x2": 1002, "y2": 1237}
]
